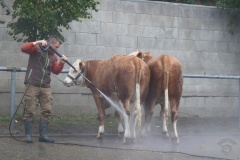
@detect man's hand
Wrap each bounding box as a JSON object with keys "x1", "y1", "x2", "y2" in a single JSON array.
[
  {"x1": 60, "y1": 55, "x2": 68, "y2": 63},
  {"x1": 32, "y1": 40, "x2": 47, "y2": 46}
]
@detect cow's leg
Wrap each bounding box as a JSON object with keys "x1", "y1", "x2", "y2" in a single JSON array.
[
  {"x1": 160, "y1": 104, "x2": 169, "y2": 137},
  {"x1": 97, "y1": 110, "x2": 105, "y2": 139},
  {"x1": 133, "y1": 105, "x2": 141, "y2": 142},
  {"x1": 111, "y1": 93, "x2": 125, "y2": 137},
  {"x1": 160, "y1": 90, "x2": 169, "y2": 137},
  {"x1": 96, "y1": 101, "x2": 105, "y2": 139},
  {"x1": 121, "y1": 100, "x2": 131, "y2": 144},
  {"x1": 115, "y1": 110, "x2": 124, "y2": 138},
  {"x1": 142, "y1": 99, "x2": 156, "y2": 136},
  {"x1": 171, "y1": 100, "x2": 179, "y2": 144}
]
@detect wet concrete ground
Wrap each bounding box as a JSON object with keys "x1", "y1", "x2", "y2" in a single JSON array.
[
  {"x1": 54, "y1": 133, "x2": 240, "y2": 159},
  {"x1": 1, "y1": 135, "x2": 239, "y2": 160},
  {"x1": 1, "y1": 117, "x2": 240, "y2": 160}
]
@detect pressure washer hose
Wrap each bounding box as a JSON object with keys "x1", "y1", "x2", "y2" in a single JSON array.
[
  {"x1": 7, "y1": 83, "x2": 229, "y2": 160},
  {"x1": 8, "y1": 84, "x2": 30, "y2": 143}
]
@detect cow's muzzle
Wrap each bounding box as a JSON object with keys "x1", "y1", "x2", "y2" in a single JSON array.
[
  {"x1": 63, "y1": 81, "x2": 74, "y2": 87},
  {"x1": 65, "y1": 71, "x2": 84, "y2": 86}
]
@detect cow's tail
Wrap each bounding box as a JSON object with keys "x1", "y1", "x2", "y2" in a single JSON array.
[
  {"x1": 162, "y1": 55, "x2": 170, "y2": 126},
  {"x1": 135, "y1": 60, "x2": 142, "y2": 130},
  {"x1": 136, "y1": 82, "x2": 141, "y2": 129}
]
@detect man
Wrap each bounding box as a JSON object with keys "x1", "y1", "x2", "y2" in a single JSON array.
[{"x1": 21, "y1": 35, "x2": 68, "y2": 143}]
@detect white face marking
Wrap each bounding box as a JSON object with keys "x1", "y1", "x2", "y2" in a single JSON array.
[
  {"x1": 63, "y1": 59, "x2": 84, "y2": 87},
  {"x1": 128, "y1": 50, "x2": 140, "y2": 56}
]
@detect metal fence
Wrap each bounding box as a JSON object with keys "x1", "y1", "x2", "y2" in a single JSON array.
[{"x1": 1, "y1": 66, "x2": 240, "y2": 129}]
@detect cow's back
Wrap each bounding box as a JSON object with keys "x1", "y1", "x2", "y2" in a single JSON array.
[
  {"x1": 110, "y1": 55, "x2": 150, "y2": 103},
  {"x1": 145, "y1": 54, "x2": 182, "y2": 105},
  {"x1": 87, "y1": 55, "x2": 150, "y2": 103},
  {"x1": 163, "y1": 55, "x2": 183, "y2": 102}
]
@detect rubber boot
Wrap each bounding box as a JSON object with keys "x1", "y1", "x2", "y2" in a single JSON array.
[
  {"x1": 24, "y1": 120, "x2": 33, "y2": 143},
  {"x1": 39, "y1": 119, "x2": 54, "y2": 143}
]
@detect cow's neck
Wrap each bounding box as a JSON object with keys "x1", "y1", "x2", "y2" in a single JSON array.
[{"x1": 84, "y1": 60, "x2": 102, "y2": 88}]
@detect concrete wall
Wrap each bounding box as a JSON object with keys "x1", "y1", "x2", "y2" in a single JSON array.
[{"x1": 1, "y1": 0, "x2": 240, "y2": 118}]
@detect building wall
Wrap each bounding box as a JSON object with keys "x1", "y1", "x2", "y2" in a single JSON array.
[{"x1": 1, "y1": 0, "x2": 240, "y2": 117}]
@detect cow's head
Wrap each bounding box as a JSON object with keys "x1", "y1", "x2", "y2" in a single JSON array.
[
  {"x1": 63, "y1": 59, "x2": 86, "y2": 87},
  {"x1": 128, "y1": 50, "x2": 150, "y2": 61}
]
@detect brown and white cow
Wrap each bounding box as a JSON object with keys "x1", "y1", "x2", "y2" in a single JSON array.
[
  {"x1": 63, "y1": 55, "x2": 150, "y2": 144},
  {"x1": 129, "y1": 51, "x2": 183, "y2": 144}
]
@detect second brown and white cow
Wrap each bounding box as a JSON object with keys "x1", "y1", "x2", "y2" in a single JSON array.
[
  {"x1": 129, "y1": 51, "x2": 183, "y2": 144},
  {"x1": 63, "y1": 55, "x2": 150, "y2": 144}
]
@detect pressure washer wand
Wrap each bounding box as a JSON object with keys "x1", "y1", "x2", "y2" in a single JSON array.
[
  {"x1": 49, "y1": 46, "x2": 77, "y2": 71},
  {"x1": 39, "y1": 43, "x2": 96, "y2": 87},
  {"x1": 39, "y1": 43, "x2": 77, "y2": 71}
]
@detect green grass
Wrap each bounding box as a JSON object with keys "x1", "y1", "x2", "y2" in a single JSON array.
[
  {"x1": 0, "y1": 114, "x2": 23, "y2": 123},
  {"x1": 0, "y1": 114, "x2": 118, "y2": 134},
  {"x1": 50, "y1": 114, "x2": 117, "y2": 126},
  {"x1": 49, "y1": 114, "x2": 118, "y2": 133},
  {"x1": 0, "y1": 114, "x2": 116, "y2": 125},
  {"x1": 0, "y1": 114, "x2": 10, "y2": 122}
]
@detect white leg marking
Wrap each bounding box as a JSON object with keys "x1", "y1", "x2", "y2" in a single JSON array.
[
  {"x1": 147, "y1": 123, "x2": 151, "y2": 132},
  {"x1": 112, "y1": 96, "x2": 125, "y2": 137},
  {"x1": 117, "y1": 115, "x2": 124, "y2": 137},
  {"x1": 116, "y1": 110, "x2": 124, "y2": 137},
  {"x1": 119, "y1": 100, "x2": 130, "y2": 143},
  {"x1": 172, "y1": 120, "x2": 179, "y2": 144},
  {"x1": 162, "y1": 115, "x2": 168, "y2": 133},
  {"x1": 123, "y1": 112, "x2": 130, "y2": 143},
  {"x1": 99, "y1": 125, "x2": 104, "y2": 133},
  {"x1": 141, "y1": 122, "x2": 149, "y2": 137},
  {"x1": 97, "y1": 125, "x2": 104, "y2": 138},
  {"x1": 118, "y1": 123, "x2": 124, "y2": 133}
]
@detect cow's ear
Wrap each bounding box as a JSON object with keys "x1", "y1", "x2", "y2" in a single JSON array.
[{"x1": 79, "y1": 61, "x2": 86, "y2": 70}]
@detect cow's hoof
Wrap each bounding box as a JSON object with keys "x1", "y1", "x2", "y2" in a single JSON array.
[
  {"x1": 162, "y1": 131, "x2": 169, "y2": 138},
  {"x1": 118, "y1": 131, "x2": 124, "y2": 138},
  {"x1": 123, "y1": 138, "x2": 135, "y2": 145},
  {"x1": 96, "y1": 133, "x2": 104, "y2": 139},
  {"x1": 141, "y1": 133, "x2": 147, "y2": 138},
  {"x1": 141, "y1": 129, "x2": 148, "y2": 137},
  {"x1": 171, "y1": 137, "x2": 179, "y2": 144}
]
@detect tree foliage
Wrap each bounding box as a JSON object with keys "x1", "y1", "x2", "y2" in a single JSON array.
[
  {"x1": 0, "y1": 0, "x2": 100, "y2": 42},
  {"x1": 149, "y1": 0, "x2": 216, "y2": 6},
  {"x1": 216, "y1": 0, "x2": 240, "y2": 34}
]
